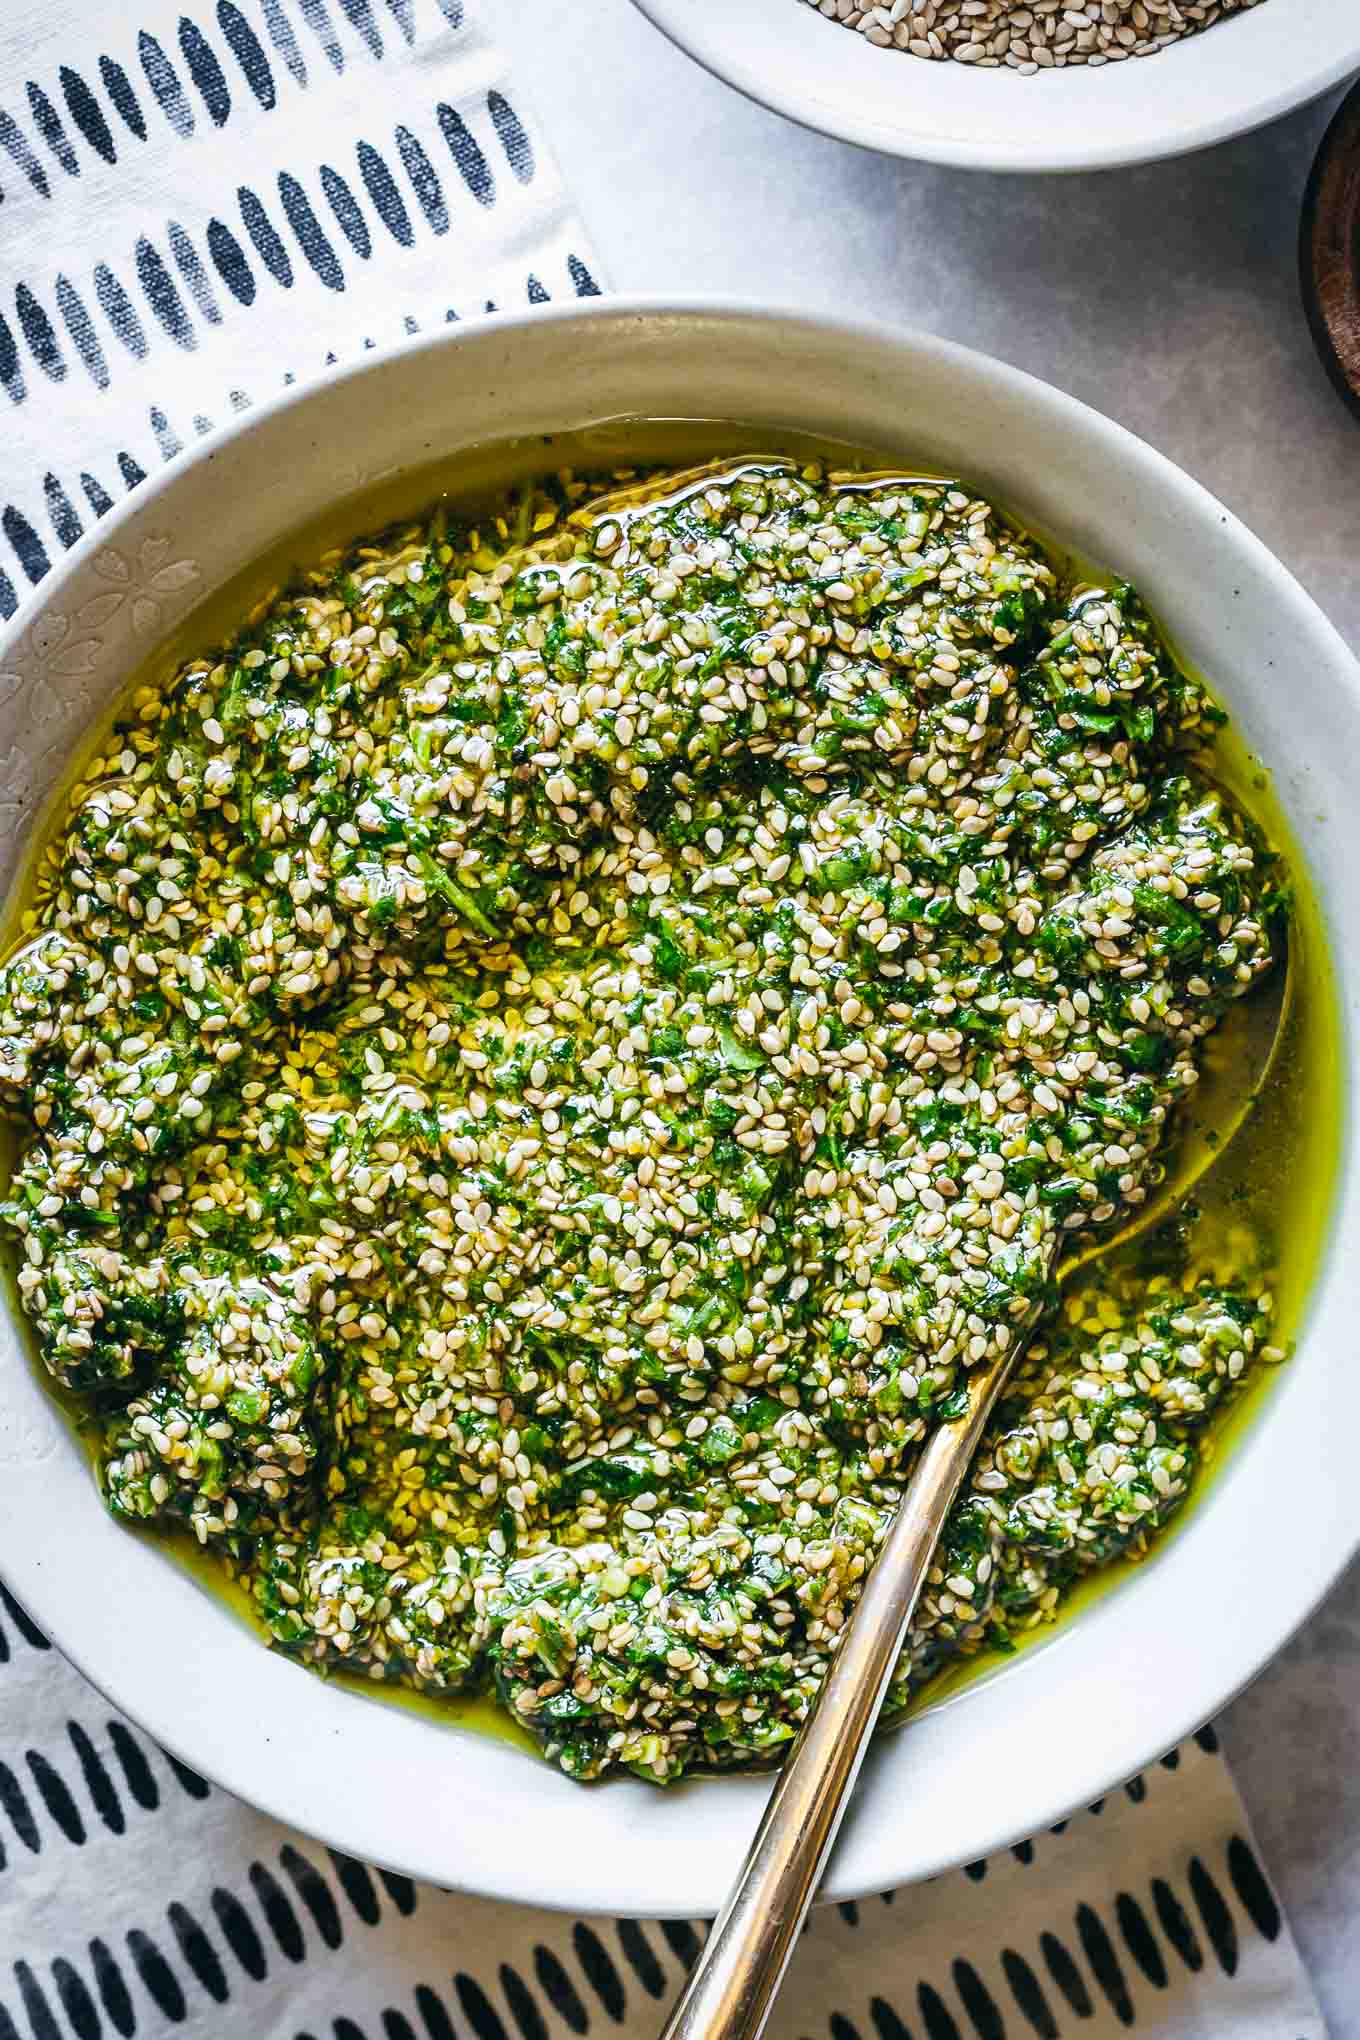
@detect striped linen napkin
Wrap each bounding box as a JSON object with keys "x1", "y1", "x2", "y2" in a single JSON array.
[
  {"x1": 0, "y1": 1593, "x2": 1325, "y2": 2039},
  {"x1": 0, "y1": 0, "x2": 599, "y2": 615},
  {"x1": 0, "y1": 2, "x2": 1330, "y2": 2037}
]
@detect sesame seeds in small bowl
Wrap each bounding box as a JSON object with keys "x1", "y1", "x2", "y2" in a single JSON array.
[
  {"x1": 821, "y1": 0, "x2": 1259, "y2": 74},
  {"x1": 628, "y1": 0, "x2": 1360, "y2": 172}
]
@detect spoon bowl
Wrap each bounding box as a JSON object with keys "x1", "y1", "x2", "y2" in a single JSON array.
[{"x1": 1063, "y1": 943, "x2": 1292, "y2": 1279}]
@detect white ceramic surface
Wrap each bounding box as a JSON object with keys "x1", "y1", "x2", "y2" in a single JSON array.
[
  {"x1": 627, "y1": 0, "x2": 1360, "y2": 172},
  {"x1": 0, "y1": 301, "x2": 1357, "y2": 1917}
]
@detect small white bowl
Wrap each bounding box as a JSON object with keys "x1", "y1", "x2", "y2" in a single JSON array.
[
  {"x1": 630, "y1": 0, "x2": 1360, "y2": 172},
  {"x1": 1, "y1": 301, "x2": 1358, "y2": 1914}
]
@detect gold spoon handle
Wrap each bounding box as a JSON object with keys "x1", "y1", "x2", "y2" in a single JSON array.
[{"x1": 658, "y1": 1340, "x2": 1015, "y2": 2040}]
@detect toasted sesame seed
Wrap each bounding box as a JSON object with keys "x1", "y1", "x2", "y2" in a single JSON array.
[{"x1": 806, "y1": 0, "x2": 1264, "y2": 76}]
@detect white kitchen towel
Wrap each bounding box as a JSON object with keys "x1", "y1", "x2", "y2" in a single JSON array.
[
  {"x1": 0, "y1": 3, "x2": 1330, "y2": 2038},
  {"x1": 0, "y1": 0, "x2": 600, "y2": 616}
]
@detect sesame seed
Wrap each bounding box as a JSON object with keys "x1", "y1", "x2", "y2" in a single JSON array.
[{"x1": 0, "y1": 455, "x2": 1280, "y2": 1784}]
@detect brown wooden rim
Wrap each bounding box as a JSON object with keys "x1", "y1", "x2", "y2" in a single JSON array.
[{"x1": 1301, "y1": 77, "x2": 1360, "y2": 422}]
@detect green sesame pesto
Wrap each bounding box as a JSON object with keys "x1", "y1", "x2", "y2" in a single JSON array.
[{"x1": 0, "y1": 458, "x2": 1290, "y2": 1783}]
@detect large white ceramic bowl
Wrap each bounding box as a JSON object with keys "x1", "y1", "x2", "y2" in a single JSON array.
[
  {"x1": 631, "y1": 0, "x2": 1360, "y2": 172},
  {"x1": 0, "y1": 302, "x2": 1357, "y2": 1916}
]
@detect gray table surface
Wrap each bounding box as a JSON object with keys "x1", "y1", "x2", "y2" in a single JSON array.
[{"x1": 506, "y1": 3, "x2": 1359, "y2": 2028}]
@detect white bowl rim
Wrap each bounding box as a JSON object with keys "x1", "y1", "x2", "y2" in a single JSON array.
[
  {"x1": 0, "y1": 294, "x2": 1357, "y2": 1917},
  {"x1": 628, "y1": 0, "x2": 1360, "y2": 173}
]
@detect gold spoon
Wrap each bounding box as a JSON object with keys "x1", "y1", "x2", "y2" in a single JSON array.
[{"x1": 659, "y1": 947, "x2": 1291, "y2": 2040}]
